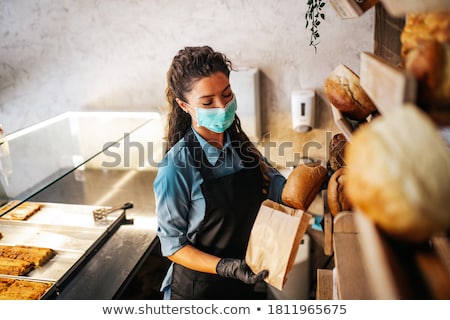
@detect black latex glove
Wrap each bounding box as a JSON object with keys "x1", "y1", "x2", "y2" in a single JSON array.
[{"x1": 216, "y1": 258, "x2": 269, "y2": 284}]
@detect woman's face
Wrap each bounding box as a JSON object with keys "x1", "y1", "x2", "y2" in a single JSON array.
[{"x1": 178, "y1": 72, "x2": 234, "y2": 129}]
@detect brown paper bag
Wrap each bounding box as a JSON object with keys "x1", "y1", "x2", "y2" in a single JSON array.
[{"x1": 245, "y1": 199, "x2": 312, "y2": 290}]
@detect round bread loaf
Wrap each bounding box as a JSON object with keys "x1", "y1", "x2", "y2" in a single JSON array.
[
  {"x1": 404, "y1": 40, "x2": 450, "y2": 112},
  {"x1": 400, "y1": 12, "x2": 450, "y2": 61},
  {"x1": 401, "y1": 12, "x2": 450, "y2": 118},
  {"x1": 281, "y1": 162, "x2": 328, "y2": 211},
  {"x1": 327, "y1": 167, "x2": 352, "y2": 217},
  {"x1": 329, "y1": 133, "x2": 348, "y2": 171},
  {"x1": 345, "y1": 104, "x2": 450, "y2": 243},
  {"x1": 324, "y1": 64, "x2": 377, "y2": 121}
]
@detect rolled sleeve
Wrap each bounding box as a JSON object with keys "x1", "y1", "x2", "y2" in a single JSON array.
[
  {"x1": 265, "y1": 164, "x2": 287, "y2": 204},
  {"x1": 268, "y1": 172, "x2": 287, "y2": 203},
  {"x1": 154, "y1": 143, "x2": 206, "y2": 257},
  {"x1": 154, "y1": 152, "x2": 192, "y2": 256}
]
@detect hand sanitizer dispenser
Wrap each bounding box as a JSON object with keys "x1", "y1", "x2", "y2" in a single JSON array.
[{"x1": 291, "y1": 89, "x2": 315, "y2": 132}]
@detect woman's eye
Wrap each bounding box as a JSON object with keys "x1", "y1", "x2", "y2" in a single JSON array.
[
  {"x1": 202, "y1": 101, "x2": 213, "y2": 106},
  {"x1": 223, "y1": 91, "x2": 232, "y2": 98}
]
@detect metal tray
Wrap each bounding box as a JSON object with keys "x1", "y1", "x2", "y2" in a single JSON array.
[
  {"x1": 0, "y1": 221, "x2": 106, "y2": 251},
  {"x1": 9, "y1": 202, "x2": 123, "y2": 227},
  {"x1": 0, "y1": 202, "x2": 129, "y2": 298}
]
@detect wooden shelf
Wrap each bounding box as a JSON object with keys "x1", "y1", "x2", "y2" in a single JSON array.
[{"x1": 319, "y1": 211, "x2": 450, "y2": 299}]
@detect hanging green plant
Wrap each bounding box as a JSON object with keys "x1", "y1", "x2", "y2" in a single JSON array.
[{"x1": 305, "y1": 0, "x2": 326, "y2": 53}]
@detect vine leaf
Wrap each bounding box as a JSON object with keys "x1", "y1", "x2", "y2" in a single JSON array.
[{"x1": 305, "y1": 0, "x2": 326, "y2": 53}]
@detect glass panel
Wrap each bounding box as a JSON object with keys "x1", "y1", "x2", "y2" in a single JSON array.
[{"x1": 0, "y1": 111, "x2": 162, "y2": 212}]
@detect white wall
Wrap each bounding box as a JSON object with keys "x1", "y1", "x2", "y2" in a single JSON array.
[{"x1": 0, "y1": 0, "x2": 374, "y2": 163}]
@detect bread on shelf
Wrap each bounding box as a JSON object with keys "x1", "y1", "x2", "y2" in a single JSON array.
[
  {"x1": 329, "y1": 133, "x2": 348, "y2": 171},
  {"x1": 324, "y1": 64, "x2": 378, "y2": 121},
  {"x1": 327, "y1": 167, "x2": 352, "y2": 217},
  {"x1": 401, "y1": 12, "x2": 450, "y2": 122},
  {"x1": 345, "y1": 104, "x2": 450, "y2": 243},
  {"x1": 282, "y1": 162, "x2": 328, "y2": 211}
]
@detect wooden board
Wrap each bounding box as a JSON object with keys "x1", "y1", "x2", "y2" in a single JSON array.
[
  {"x1": 316, "y1": 269, "x2": 334, "y2": 300},
  {"x1": 330, "y1": 104, "x2": 354, "y2": 141},
  {"x1": 381, "y1": 0, "x2": 450, "y2": 17},
  {"x1": 353, "y1": 212, "x2": 402, "y2": 299},
  {"x1": 329, "y1": 0, "x2": 363, "y2": 18},
  {"x1": 360, "y1": 52, "x2": 417, "y2": 114},
  {"x1": 331, "y1": 210, "x2": 450, "y2": 299},
  {"x1": 329, "y1": 0, "x2": 379, "y2": 19},
  {"x1": 432, "y1": 234, "x2": 450, "y2": 276},
  {"x1": 323, "y1": 212, "x2": 334, "y2": 256},
  {"x1": 354, "y1": 211, "x2": 450, "y2": 299},
  {"x1": 333, "y1": 212, "x2": 374, "y2": 299}
]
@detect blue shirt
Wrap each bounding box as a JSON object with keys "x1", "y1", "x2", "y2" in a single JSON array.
[{"x1": 153, "y1": 128, "x2": 286, "y2": 293}]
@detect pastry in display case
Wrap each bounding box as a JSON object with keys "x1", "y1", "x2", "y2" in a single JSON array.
[{"x1": 0, "y1": 277, "x2": 53, "y2": 300}]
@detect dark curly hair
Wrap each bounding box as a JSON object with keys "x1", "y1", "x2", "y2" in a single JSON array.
[
  {"x1": 165, "y1": 46, "x2": 270, "y2": 188},
  {"x1": 165, "y1": 46, "x2": 232, "y2": 149}
]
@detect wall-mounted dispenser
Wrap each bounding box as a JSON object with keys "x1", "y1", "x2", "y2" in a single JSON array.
[
  {"x1": 230, "y1": 68, "x2": 261, "y2": 142},
  {"x1": 291, "y1": 89, "x2": 315, "y2": 132}
]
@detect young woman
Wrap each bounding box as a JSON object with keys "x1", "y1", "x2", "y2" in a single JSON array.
[{"x1": 154, "y1": 46, "x2": 287, "y2": 299}]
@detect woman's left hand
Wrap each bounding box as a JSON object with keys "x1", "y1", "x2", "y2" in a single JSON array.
[{"x1": 216, "y1": 258, "x2": 268, "y2": 284}]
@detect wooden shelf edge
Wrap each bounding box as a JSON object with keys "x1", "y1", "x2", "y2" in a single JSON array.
[{"x1": 316, "y1": 269, "x2": 334, "y2": 300}]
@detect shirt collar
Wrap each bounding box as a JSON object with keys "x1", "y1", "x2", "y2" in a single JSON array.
[{"x1": 191, "y1": 127, "x2": 232, "y2": 166}]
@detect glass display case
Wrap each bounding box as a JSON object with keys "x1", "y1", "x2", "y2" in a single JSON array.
[
  {"x1": 1, "y1": 111, "x2": 163, "y2": 207},
  {"x1": 0, "y1": 112, "x2": 165, "y2": 299}
]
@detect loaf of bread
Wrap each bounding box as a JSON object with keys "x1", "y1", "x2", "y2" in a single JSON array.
[
  {"x1": 405, "y1": 39, "x2": 450, "y2": 111},
  {"x1": 329, "y1": 133, "x2": 348, "y2": 171},
  {"x1": 327, "y1": 167, "x2": 352, "y2": 217},
  {"x1": 400, "y1": 12, "x2": 450, "y2": 61},
  {"x1": 324, "y1": 64, "x2": 378, "y2": 121},
  {"x1": 345, "y1": 104, "x2": 450, "y2": 243},
  {"x1": 401, "y1": 12, "x2": 450, "y2": 116},
  {"x1": 281, "y1": 162, "x2": 328, "y2": 211}
]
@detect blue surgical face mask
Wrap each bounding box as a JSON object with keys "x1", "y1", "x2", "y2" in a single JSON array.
[{"x1": 189, "y1": 96, "x2": 237, "y2": 133}]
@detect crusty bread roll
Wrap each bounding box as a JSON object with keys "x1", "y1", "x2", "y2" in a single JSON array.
[
  {"x1": 324, "y1": 64, "x2": 378, "y2": 121},
  {"x1": 400, "y1": 12, "x2": 450, "y2": 61},
  {"x1": 327, "y1": 167, "x2": 352, "y2": 217},
  {"x1": 345, "y1": 104, "x2": 450, "y2": 243},
  {"x1": 329, "y1": 133, "x2": 348, "y2": 171},
  {"x1": 401, "y1": 12, "x2": 450, "y2": 118},
  {"x1": 282, "y1": 162, "x2": 328, "y2": 211},
  {"x1": 404, "y1": 40, "x2": 450, "y2": 112}
]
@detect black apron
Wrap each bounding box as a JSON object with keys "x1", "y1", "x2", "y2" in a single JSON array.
[{"x1": 170, "y1": 129, "x2": 265, "y2": 300}]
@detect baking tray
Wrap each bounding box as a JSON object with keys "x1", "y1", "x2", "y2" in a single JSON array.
[
  {"x1": 0, "y1": 221, "x2": 107, "y2": 251},
  {"x1": 0, "y1": 202, "x2": 130, "y2": 297}
]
